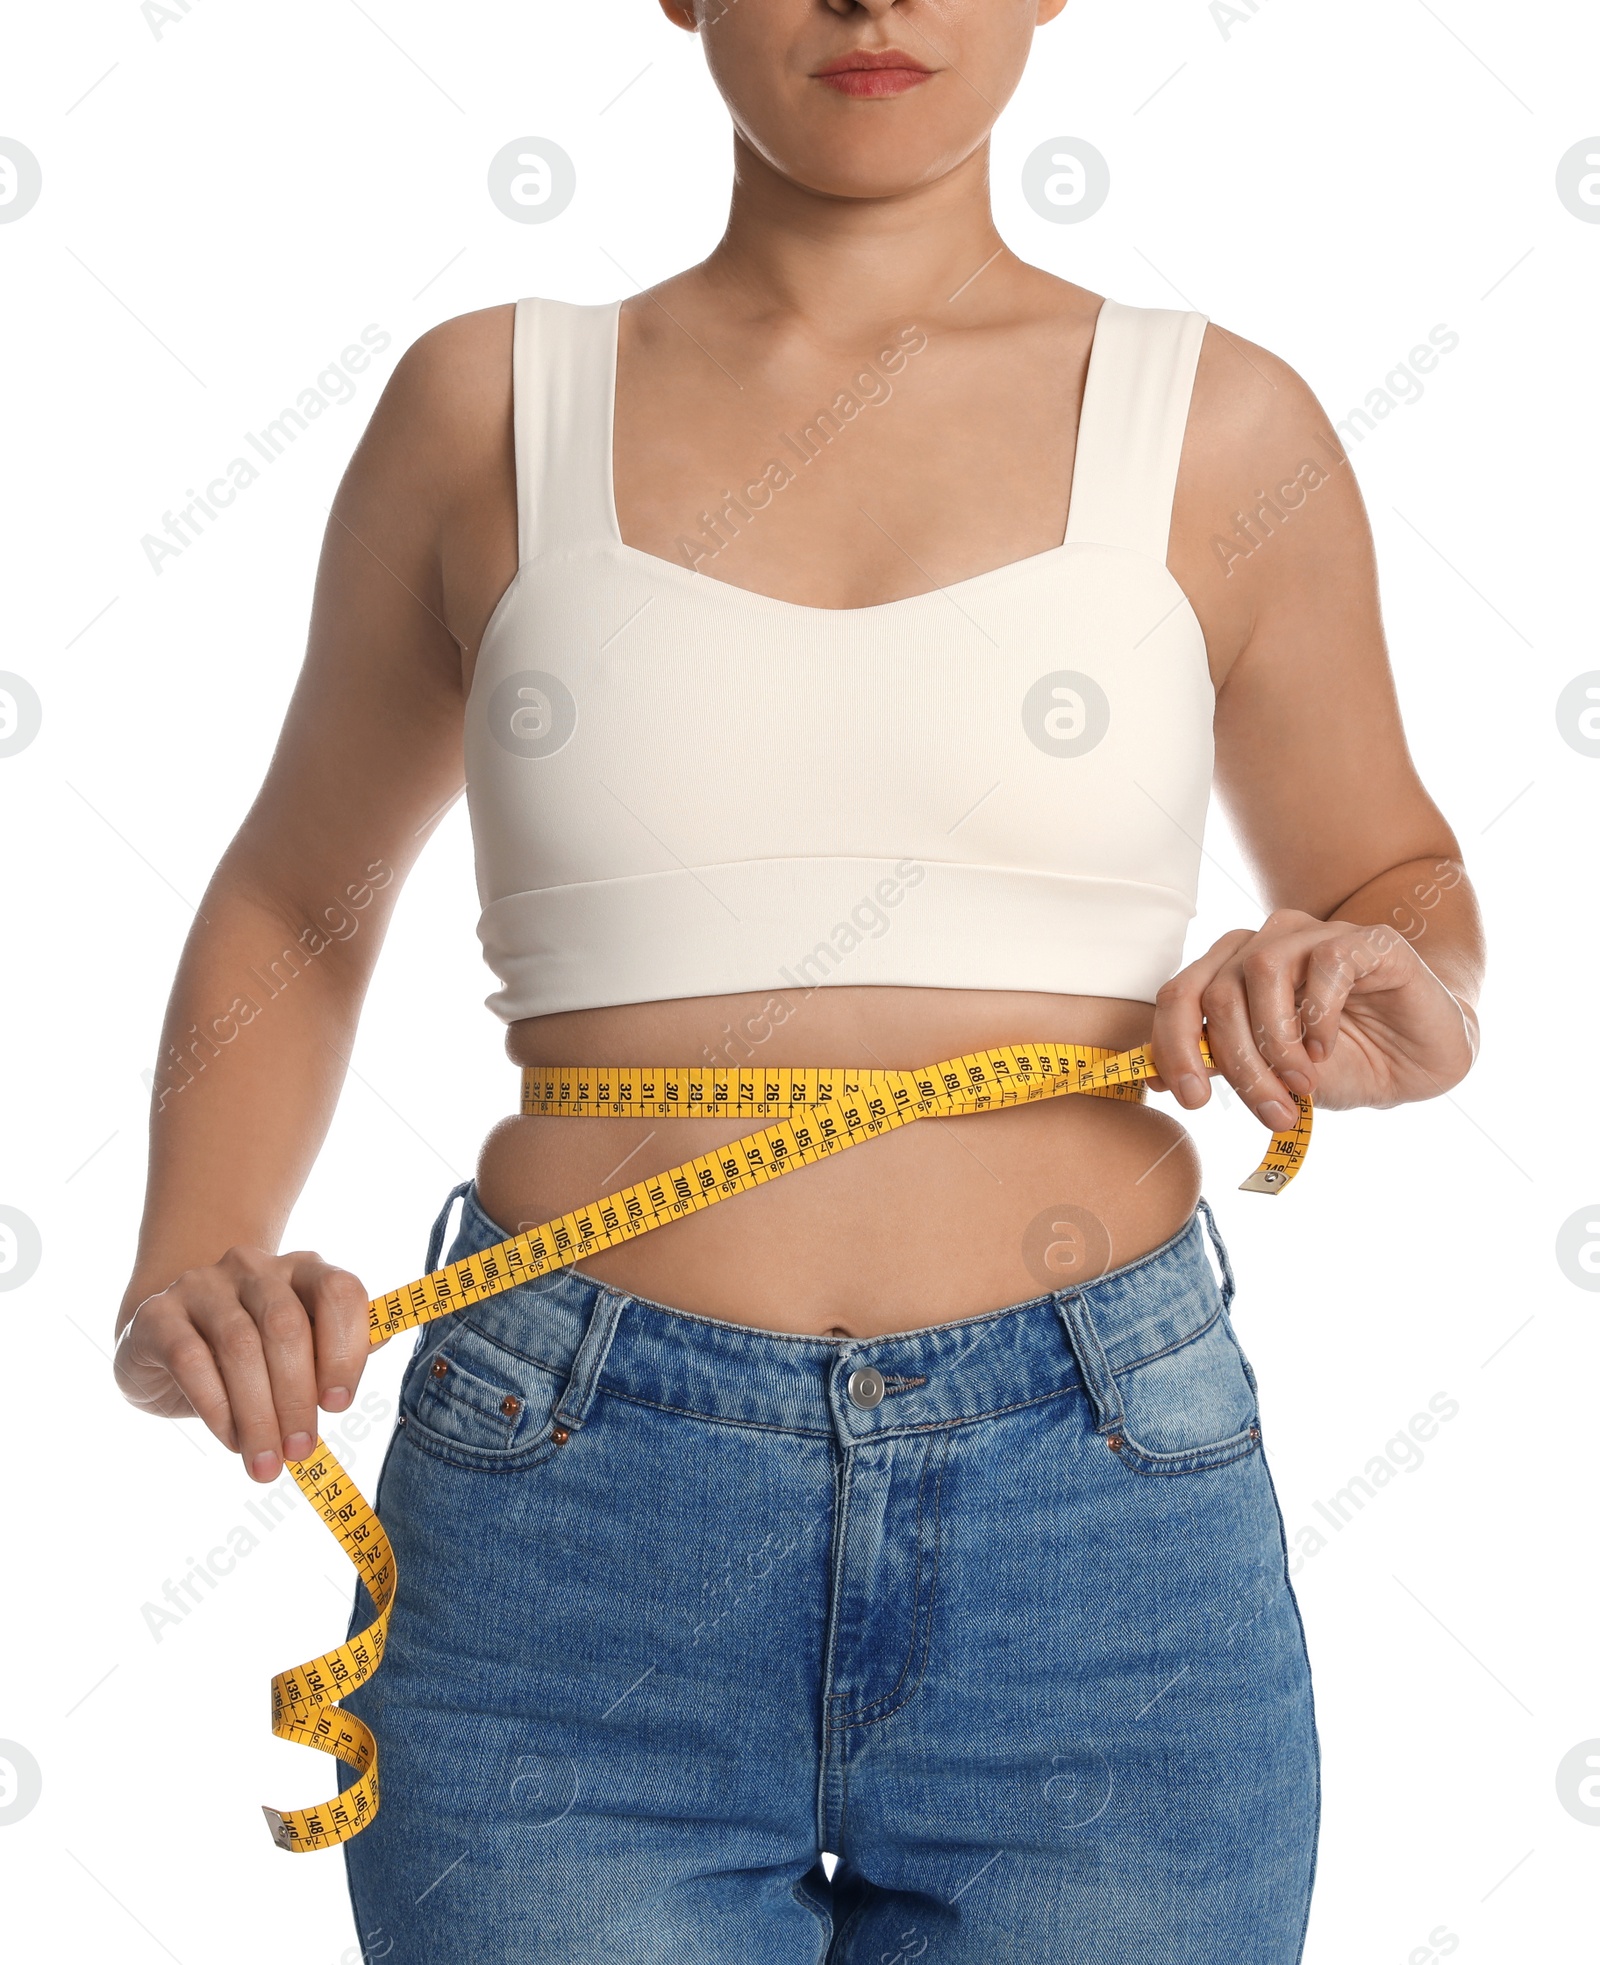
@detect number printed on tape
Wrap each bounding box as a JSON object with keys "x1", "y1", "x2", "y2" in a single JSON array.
[{"x1": 262, "y1": 1035, "x2": 1310, "y2": 1850}]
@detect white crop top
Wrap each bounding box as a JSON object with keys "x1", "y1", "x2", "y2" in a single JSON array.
[{"x1": 463, "y1": 293, "x2": 1214, "y2": 1023}]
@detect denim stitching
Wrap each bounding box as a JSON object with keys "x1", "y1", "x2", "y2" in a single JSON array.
[
  {"x1": 833, "y1": 1433, "x2": 947, "y2": 1730},
  {"x1": 396, "y1": 1418, "x2": 565, "y2": 1477},
  {"x1": 1111, "y1": 1302, "x2": 1225, "y2": 1379},
  {"x1": 596, "y1": 1378, "x2": 1081, "y2": 1439},
  {"x1": 415, "y1": 1350, "x2": 559, "y2": 1446},
  {"x1": 824, "y1": 1889, "x2": 873, "y2": 1964},
  {"x1": 455, "y1": 1316, "x2": 574, "y2": 1380},
  {"x1": 440, "y1": 1215, "x2": 1227, "y2": 1443},
  {"x1": 456, "y1": 1292, "x2": 1217, "y2": 1395},
  {"x1": 1109, "y1": 1429, "x2": 1262, "y2": 1476},
  {"x1": 1257, "y1": 1443, "x2": 1324, "y2": 1964},
  {"x1": 789, "y1": 1866, "x2": 835, "y2": 1956},
  {"x1": 1104, "y1": 1309, "x2": 1259, "y2": 1473},
  {"x1": 828, "y1": 1432, "x2": 938, "y2": 1721},
  {"x1": 817, "y1": 1445, "x2": 856, "y2": 1850},
  {"x1": 490, "y1": 1305, "x2": 1227, "y2": 1442}
]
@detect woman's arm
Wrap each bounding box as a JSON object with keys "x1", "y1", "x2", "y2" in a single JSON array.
[
  {"x1": 113, "y1": 307, "x2": 515, "y2": 1482},
  {"x1": 1152, "y1": 326, "x2": 1486, "y2": 1127}
]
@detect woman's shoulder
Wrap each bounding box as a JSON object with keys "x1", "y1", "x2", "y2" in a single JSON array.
[
  {"x1": 402, "y1": 292, "x2": 611, "y2": 364},
  {"x1": 380, "y1": 293, "x2": 617, "y2": 433},
  {"x1": 386, "y1": 301, "x2": 517, "y2": 420},
  {"x1": 352, "y1": 303, "x2": 520, "y2": 512},
  {"x1": 1168, "y1": 302, "x2": 1373, "y2": 668},
  {"x1": 1184, "y1": 308, "x2": 1340, "y2": 485},
  {"x1": 1021, "y1": 265, "x2": 1336, "y2": 471},
  {"x1": 356, "y1": 292, "x2": 623, "y2": 526}
]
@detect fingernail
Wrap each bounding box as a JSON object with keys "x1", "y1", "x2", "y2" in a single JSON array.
[
  {"x1": 283, "y1": 1432, "x2": 314, "y2": 1460},
  {"x1": 1281, "y1": 1069, "x2": 1312, "y2": 1094},
  {"x1": 324, "y1": 1385, "x2": 352, "y2": 1411},
  {"x1": 1262, "y1": 1100, "x2": 1296, "y2": 1128},
  {"x1": 251, "y1": 1449, "x2": 281, "y2": 1481},
  {"x1": 1176, "y1": 1073, "x2": 1206, "y2": 1107},
  {"x1": 1305, "y1": 1037, "x2": 1326, "y2": 1060}
]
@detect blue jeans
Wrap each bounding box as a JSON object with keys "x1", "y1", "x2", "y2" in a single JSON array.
[{"x1": 340, "y1": 1180, "x2": 1319, "y2": 1963}]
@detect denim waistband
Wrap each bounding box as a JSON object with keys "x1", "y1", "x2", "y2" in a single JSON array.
[{"x1": 413, "y1": 1179, "x2": 1239, "y2": 1444}]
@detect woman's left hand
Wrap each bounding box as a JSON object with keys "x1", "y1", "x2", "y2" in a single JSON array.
[{"x1": 1146, "y1": 908, "x2": 1479, "y2": 1132}]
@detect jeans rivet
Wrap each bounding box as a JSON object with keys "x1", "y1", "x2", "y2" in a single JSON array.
[
  {"x1": 847, "y1": 1366, "x2": 886, "y2": 1410},
  {"x1": 551, "y1": 1426, "x2": 571, "y2": 1445},
  {"x1": 500, "y1": 1394, "x2": 521, "y2": 1418},
  {"x1": 431, "y1": 1358, "x2": 449, "y2": 1378},
  {"x1": 1107, "y1": 1433, "x2": 1124, "y2": 1451}
]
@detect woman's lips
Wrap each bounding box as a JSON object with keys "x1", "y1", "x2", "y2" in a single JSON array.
[{"x1": 813, "y1": 54, "x2": 934, "y2": 99}]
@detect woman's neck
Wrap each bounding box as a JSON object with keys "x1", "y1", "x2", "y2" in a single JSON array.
[{"x1": 692, "y1": 131, "x2": 1023, "y2": 336}]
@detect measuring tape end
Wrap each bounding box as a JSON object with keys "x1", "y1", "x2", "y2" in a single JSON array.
[
  {"x1": 261, "y1": 1806, "x2": 296, "y2": 1852},
  {"x1": 1237, "y1": 1167, "x2": 1293, "y2": 1195}
]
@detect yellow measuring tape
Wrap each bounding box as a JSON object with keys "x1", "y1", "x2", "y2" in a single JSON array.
[{"x1": 261, "y1": 1035, "x2": 1310, "y2": 1851}]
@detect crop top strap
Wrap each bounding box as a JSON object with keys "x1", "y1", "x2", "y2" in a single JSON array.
[
  {"x1": 1063, "y1": 298, "x2": 1210, "y2": 564},
  {"x1": 510, "y1": 295, "x2": 621, "y2": 565}
]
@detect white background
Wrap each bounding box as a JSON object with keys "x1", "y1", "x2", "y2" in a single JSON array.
[{"x1": 2, "y1": 2, "x2": 1597, "y2": 1960}]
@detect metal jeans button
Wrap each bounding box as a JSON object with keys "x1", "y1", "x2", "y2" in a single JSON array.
[{"x1": 847, "y1": 1366, "x2": 885, "y2": 1410}]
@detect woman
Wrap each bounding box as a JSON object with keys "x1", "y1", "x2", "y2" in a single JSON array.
[{"x1": 113, "y1": 2, "x2": 1483, "y2": 1959}]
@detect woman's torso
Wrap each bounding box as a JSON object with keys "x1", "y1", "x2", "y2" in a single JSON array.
[{"x1": 434, "y1": 271, "x2": 1251, "y2": 1337}]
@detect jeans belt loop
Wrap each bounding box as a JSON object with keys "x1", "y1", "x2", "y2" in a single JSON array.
[
  {"x1": 1193, "y1": 1194, "x2": 1237, "y2": 1311},
  {"x1": 424, "y1": 1178, "x2": 475, "y2": 1276},
  {"x1": 551, "y1": 1286, "x2": 627, "y2": 1435},
  {"x1": 1052, "y1": 1287, "x2": 1126, "y2": 1437}
]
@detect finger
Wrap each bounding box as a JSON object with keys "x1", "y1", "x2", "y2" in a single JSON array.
[
  {"x1": 120, "y1": 1298, "x2": 226, "y2": 1437},
  {"x1": 1238, "y1": 926, "x2": 1328, "y2": 1097},
  {"x1": 1198, "y1": 963, "x2": 1301, "y2": 1133},
  {"x1": 1145, "y1": 1062, "x2": 1222, "y2": 1093},
  {"x1": 234, "y1": 1263, "x2": 321, "y2": 1467},
  {"x1": 188, "y1": 1270, "x2": 288, "y2": 1482},
  {"x1": 1300, "y1": 921, "x2": 1398, "y2": 1060},
  {"x1": 290, "y1": 1255, "x2": 374, "y2": 1420},
  {"x1": 1151, "y1": 931, "x2": 1253, "y2": 1109}
]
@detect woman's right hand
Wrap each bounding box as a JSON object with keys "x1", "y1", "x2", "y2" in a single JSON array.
[{"x1": 115, "y1": 1247, "x2": 382, "y2": 1483}]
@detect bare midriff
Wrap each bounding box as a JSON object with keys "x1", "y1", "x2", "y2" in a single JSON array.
[{"x1": 472, "y1": 984, "x2": 1200, "y2": 1339}]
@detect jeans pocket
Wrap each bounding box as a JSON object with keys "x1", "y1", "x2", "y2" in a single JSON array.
[
  {"x1": 1108, "y1": 1310, "x2": 1262, "y2": 1477},
  {"x1": 400, "y1": 1314, "x2": 567, "y2": 1472}
]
